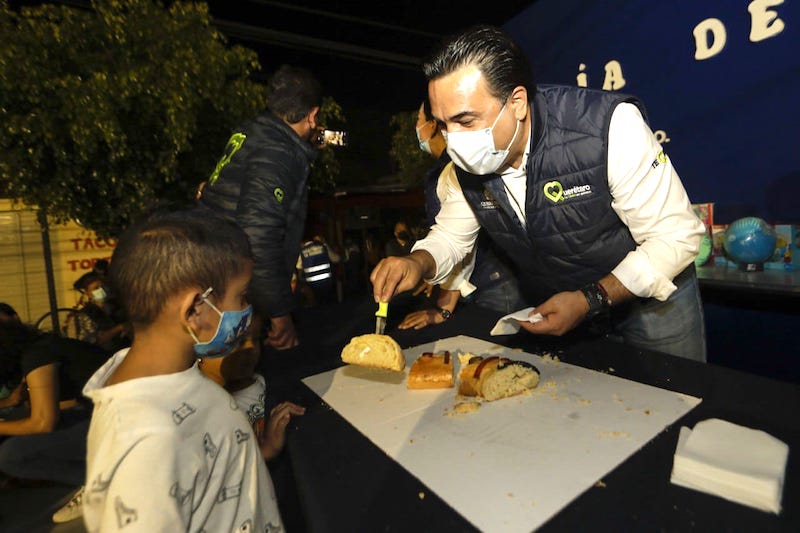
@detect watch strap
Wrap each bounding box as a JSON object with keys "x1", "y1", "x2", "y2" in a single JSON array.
[{"x1": 580, "y1": 282, "x2": 610, "y2": 319}]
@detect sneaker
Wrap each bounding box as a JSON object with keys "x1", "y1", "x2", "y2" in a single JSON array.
[{"x1": 52, "y1": 486, "x2": 84, "y2": 523}]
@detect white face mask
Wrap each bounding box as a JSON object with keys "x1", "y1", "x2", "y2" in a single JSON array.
[
  {"x1": 91, "y1": 287, "x2": 107, "y2": 302},
  {"x1": 443, "y1": 101, "x2": 520, "y2": 175}
]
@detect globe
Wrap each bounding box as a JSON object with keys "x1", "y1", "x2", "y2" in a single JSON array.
[{"x1": 723, "y1": 217, "x2": 777, "y2": 265}]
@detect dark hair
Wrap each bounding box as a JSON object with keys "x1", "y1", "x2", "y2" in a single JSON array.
[
  {"x1": 73, "y1": 271, "x2": 102, "y2": 292},
  {"x1": 266, "y1": 65, "x2": 322, "y2": 123},
  {"x1": 422, "y1": 25, "x2": 535, "y2": 101},
  {"x1": 0, "y1": 321, "x2": 42, "y2": 384},
  {"x1": 110, "y1": 208, "x2": 253, "y2": 325},
  {"x1": 422, "y1": 99, "x2": 434, "y2": 122},
  {"x1": 0, "y1": 302, "x2": 18, "y2": 320},
  {"x1": 93, "y1": 259, "x2": 109, "y2": 276}
]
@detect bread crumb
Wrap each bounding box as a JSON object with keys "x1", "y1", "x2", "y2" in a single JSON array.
[
  {"x1": 507, "y1": 492, "x2": 514, "y2": 498},
  {"x1": 578, "y1": 399, "x2": 591, "y2": 405},
  {"x1": 453, "y1": 401, "x2": 481, "y2": 414},
  {"x1": 644, "y1": 409, "x2": 651, "y2": 415},
  {"x1": 457, "y1": 352, "x2": 475, "y2": 367},
  {"x1": 598, "y1": 430, "x2": 631, "y2": 438},
  {"x1": 625, "y1": 407, "x2": 632, "y2": 412},
  {"x1": 409, "y1": 439, "x2": 414, "y2": 444},
  {"x1": 608, "y1": 367, "x2": 615, "y2": 373},
  {"x1": 418, "y1": 491, "x2": 425, "y2": 499},
  {"x1": 595, "y1": 480, "x2": 606, "y2": 488}
]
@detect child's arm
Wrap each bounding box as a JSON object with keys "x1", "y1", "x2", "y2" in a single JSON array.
[{"x1": 258, "y1": 401, "x2": 306, "y2": 461}]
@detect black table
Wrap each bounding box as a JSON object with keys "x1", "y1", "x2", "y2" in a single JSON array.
[{"x1": 269, "y1": 296, "x2": 799, "y2": 532}]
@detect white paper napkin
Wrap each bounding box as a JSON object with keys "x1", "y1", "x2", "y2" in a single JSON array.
[
  {"x1": 670, "y1": 418, "x2": 789, "y2": 514},
  {"x1": 490, "y1": 307, "x2": 544, "y2": 336}
]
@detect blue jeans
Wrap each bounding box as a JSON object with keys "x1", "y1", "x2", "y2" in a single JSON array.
[
  {"x1": 607, "y1": 264, "x2": 707, "y2": 362},
  {"x1": 0, "y1": 406, "x2": 90, "y2": 485},
  {"x1": 470, "y1": 277, "x2": 525, "y2": 315}
]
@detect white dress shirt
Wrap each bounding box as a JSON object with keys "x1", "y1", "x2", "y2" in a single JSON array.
[
  {"x1": 435, "y1": 161, "x2": 478, "y2": 297},
  {"x1": 413, "y1": 102, "x2": 704, "y2": 302}
]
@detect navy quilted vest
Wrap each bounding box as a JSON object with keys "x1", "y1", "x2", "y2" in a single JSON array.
[{"x1": 457, "y1": 85, "x2": 643, "y2": 303}]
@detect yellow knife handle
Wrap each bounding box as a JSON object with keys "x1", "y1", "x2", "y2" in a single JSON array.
[{"x1": 375, "y1": 301, "x2": 388, "y2": 318}]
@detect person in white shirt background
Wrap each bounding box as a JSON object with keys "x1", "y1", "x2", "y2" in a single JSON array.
[{"x1": 371, "y1": 25, "x2": 707, "y2": 361}]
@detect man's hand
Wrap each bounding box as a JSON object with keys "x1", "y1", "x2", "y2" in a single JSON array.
[
  {"x1": 398, "y1": 308, "x2": 445, "y2": 330},
  {"x1": 370, "y1": 251, "x2": 433, "y2": 302},
  {"x1": 266, "y1": 314, "x2": 299, "y2": 350},
  {"x1": 517, "y1": 290, "x2": 589, "y2": 336}
]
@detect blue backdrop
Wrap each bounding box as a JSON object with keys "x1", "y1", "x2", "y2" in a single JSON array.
[{"x1": 505, "y1": 0, "x2": 799, "y2": 224}]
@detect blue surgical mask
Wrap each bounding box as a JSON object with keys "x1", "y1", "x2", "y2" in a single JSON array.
[
  {"x1": 416, "y1": 126, "x2": 432, "y2": 155},
  {"x1": 189, "y1": 288, "x2": 253, "y2": 359}
]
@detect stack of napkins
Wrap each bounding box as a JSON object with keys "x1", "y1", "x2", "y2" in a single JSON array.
[
  {"x1": 490, "y1": 307, "x2": 543, "y2": 336},
  {"x1": 671, "y1": 418, "x2": 789, "y2": 513}
]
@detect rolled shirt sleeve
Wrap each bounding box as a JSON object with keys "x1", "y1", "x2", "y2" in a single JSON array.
[{"x1": 607, "y1": 103, "x2": 705, "y2": 300}]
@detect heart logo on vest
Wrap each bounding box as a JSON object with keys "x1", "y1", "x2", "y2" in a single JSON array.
[{"x1": 543, "y1": 181, "x2": 564, "y2": 203}]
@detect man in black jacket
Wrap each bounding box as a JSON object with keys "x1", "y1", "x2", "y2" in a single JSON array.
[{"x1": 199, "y1": 65, "x2": 321, "y2": 349}]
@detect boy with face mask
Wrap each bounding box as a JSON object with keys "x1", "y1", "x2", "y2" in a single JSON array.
[{"x1": 81, "y1": 209, "x2": 285, "y2": 531}]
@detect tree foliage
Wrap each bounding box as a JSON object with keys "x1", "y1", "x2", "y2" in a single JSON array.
[
  {"x1": 0, "y1": 0, "x2": 342, "y2": 237},
  {"x1": 389, "y1": 108, "x2": 437, "y2": 187}
]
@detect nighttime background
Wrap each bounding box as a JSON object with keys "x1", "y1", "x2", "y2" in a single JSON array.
[
  {"x1": 9, "y1": 0, "x2": 536, "y2": 184},
  {"x1": 201, "y1": 0, "x2": 535, "y2": 181}
]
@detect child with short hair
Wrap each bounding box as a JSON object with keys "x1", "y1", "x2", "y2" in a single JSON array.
[{"x1": 82, "y1": 209, "x2": 284, "y2": 531}]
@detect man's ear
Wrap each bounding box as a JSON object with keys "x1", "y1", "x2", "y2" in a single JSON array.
[
  {"x1": 308, "y1": 106, "x2": 320, "y2": 129},
  {"x1": 510, "y1": 86, "x2": 528, "y2": 120},
  {"x1": 181, "y1": 290, "x2": 207, "y2": 331}
]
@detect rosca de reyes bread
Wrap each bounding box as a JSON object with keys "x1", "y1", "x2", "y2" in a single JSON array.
[
  {"x1": 458, "y1": 355, "x2": 540, "y2": 401},
  {"x1": 407, "y1": 351, "x2": 454, "y2": 389},
  {"x1": 340, "y1": 334, "x2": 405, "y2": 371}
]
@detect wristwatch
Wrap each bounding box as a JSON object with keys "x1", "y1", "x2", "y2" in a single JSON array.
[
  {"x1": 579, "y1": 282, "x2": 611, "y2": 320},
  {"x1": 437, "y1": 307, "x2": 453, "y2": 320}
]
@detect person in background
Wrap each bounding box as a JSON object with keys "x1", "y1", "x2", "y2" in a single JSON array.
[
  {"x1": 399, "y1": 101, "x2": 523, "y2": 330},
  {"x1": 0, "y1": 303, "x2": 20, "y2": 324},
  {"x1": 372, "y1": 25, "x2": 706, "y2": 361},
  {"x1": 0, "y1": 303, "x2": 22, "y2": 407},
  {"x1": 73, "y1": 271, "x2": 130, "y2": 353},
  {"x1": 82, "y1": 208, "x2": 284, "y2": 531},
  {"x1": 297, "y1": 234, "x2": 341, "y2": 306},
  {"x1": 0, "y1": 322, "x2": 108, "y2": 492},
  {"x1": 342, "y1": 233, "x2": 364, "y2": 297},
  {"x1": 385, "y1": 221, "x2": 415, "y2": 257},
  {"x1": 199, "y1": 64, "x2": 323, "y2": 350}
]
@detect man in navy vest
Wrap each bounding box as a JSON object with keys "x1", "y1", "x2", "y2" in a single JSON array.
[{"x1": 371, "y1": 25, "x2": 706, "y2": 361}]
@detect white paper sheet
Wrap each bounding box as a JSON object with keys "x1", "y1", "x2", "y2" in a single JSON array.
[{"x1": 302, "y1": 336, "x2": 702, "y2": 533}]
